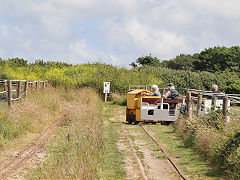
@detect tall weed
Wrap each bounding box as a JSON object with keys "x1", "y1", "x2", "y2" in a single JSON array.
[{"x1": 175, "y1": 113, "x2": 240, "y2": 178}]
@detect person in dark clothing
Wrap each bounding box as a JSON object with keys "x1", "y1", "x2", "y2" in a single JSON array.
[
  {"x1": 163, "y1": 83, "x2": 179, "y2": 113},
  {"x1": 163, "y1": 83, "x2": 179, "y2": 99}
]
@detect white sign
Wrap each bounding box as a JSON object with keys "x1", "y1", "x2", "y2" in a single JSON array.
[{"x1": 104, "y1": 82, "x2": 110, "y2": 93}]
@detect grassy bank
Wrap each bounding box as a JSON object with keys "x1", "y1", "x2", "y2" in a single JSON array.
[
  {"x1": 98, "y1": 104, "x2": 126, "y2": 179},
  {"x1": 1, "y1": 58, "x2": 239, "y2": 94},
  {"x1": 175, "y1": 112, "x2": 240, "y2": 179},
  {"x1": 0, "y1": 87, "x2": 109, "y2": 179},
  {"x1": 0, "y1": 87, "x2": 68, "y2": 148}
]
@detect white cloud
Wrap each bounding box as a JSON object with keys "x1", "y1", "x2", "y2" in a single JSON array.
[
  {"x1": 0, "y1": 25, "x2": 9, "y2": 38},
  {"x1": 0, "y1": 0, "x2": 239, "y2": 65},
  {"x1": 40, "y1": 16, "x2": 70, "y2": 39},
  {"x1": 184, "y1": 0, "x2": 240, "y2": 19},
  {"x1": 126, "y1": 20, "x2": 189, "y2": 56},
  {"x1": 69, "y1": 40, "x2": 106, "y2": 64},
  {"x1": 103, "y1": 19, "x2": 190, "y2": 60}
]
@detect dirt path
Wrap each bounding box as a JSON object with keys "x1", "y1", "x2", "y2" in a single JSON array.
[{"x1": 109, "y1": 106, "x2": 180, "y2": 180}]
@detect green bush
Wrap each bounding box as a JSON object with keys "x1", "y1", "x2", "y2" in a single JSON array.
[
  {"x1": 175, "y1": 114, "x2": 240, "y2": 178},
  {"x1": 1, "y1": 58, "x2": 240, "y2": 94}
]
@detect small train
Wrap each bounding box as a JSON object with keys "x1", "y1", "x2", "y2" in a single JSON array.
[
  {"x1": 126, "y1": 89, "x2": 232, "y2": 124},
  {"x1": 126, "y1": 89, "x2": 185, "y2": 124}
]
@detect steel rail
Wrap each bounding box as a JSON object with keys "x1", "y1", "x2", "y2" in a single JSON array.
[
  {"x1": 120, "y1": 123, "x2": 148, "y2": 180},
  {"x1": 139, "y1": 124, "x2": 187, "y2": 180},
  {"x1": 0, "y1": 114, "x2": 68, "y2": 178}
]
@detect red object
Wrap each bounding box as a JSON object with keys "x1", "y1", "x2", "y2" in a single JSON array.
[{"x1": 142, "y1": 98, "x2": 184, "y2": 104}]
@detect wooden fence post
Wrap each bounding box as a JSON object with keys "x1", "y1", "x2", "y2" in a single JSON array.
[
  {"x1": 196, "y1": 94, "x2": 202, "y2": 117},
  {"x1": 4, "y1": 80, "x2": 7, "y2": 98},
  {"x1": 8, "y1": 80, "x2": 12, "y2": 107},
  {"x1": 30, "y1": 81, "x2": 33, "y2": 89},
  {"x1": 17, "y1": 81, "x2": 21, "y2": 98},
  {"x1": 24, "y1": 80, "x2": 28, "y2": 97},
  {"x1": 35, "y1": 81, "x2": 39, "y2": 91},
  {"x1": 4, "y1": 80, "x2": 7, "y2": 91},
  {"x1": 187, "y1": 91, "x2": 192, "y2": 120},
  {"x1": 42, "y1": 81, "x2": 46, "y2": 90},
  {"x1": 222, "y1": 96, "x2": 228, "y2": 123},
  {"x1": 212, "y1": 95, "x2": 217, "y2": 111}
]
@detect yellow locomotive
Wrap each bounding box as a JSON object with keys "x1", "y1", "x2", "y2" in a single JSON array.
[{"x1": 126, "y1": 89, "x2": 185, "y2": 124}]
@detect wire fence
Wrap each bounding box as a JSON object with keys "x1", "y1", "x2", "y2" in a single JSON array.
[
  {"x1": 187, "y1": 89, "x2": 240, "y2": 121},
  {"x1": 0, "y1": 80, "x2": 47, "y2": 107}
]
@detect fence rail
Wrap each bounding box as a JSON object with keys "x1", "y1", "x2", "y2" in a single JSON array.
[
  {"x1": 186, "y1": 90, "x2": 240, "y2": 123},
  {"x1": 0, "y1": 80, "x2": 47, "y2": 107}
]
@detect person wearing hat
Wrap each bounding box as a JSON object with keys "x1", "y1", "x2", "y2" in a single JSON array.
[
  {"x1": 163, "y1": 83, "x2": 179, "y2": 114},
  {"x1": 163, "y1": 83, "x2": 179, "y2": 99}
]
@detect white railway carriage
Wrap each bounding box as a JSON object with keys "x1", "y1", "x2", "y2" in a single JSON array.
[
  {"x1": 126, "y1": 90, "x2": 185, "y2": 124},
  {"x1": 191, "y1": 91, "x2": 231, "y2": 115}
]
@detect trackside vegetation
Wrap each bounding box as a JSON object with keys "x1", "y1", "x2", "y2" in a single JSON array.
[
  {"x1": 0, "y1": 45, "x2": 240, "y2": 178},
  {"x1": 0, "y1": 87, "x2": 120, "y2": 179},
  {"x1": 1, "y1": 58, "x2": 240, "y2": 94},
  {"x1": 175, "y1": 112, "x2": 240, "y2": 179},
  {"x1": 0, "y1": 60, "x2": 162, "y2": 94}
]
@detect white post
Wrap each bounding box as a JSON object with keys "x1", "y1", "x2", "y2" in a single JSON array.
[
  {"x1": 105, "y1": 93, "x2": 108, "y2": 102},
  {"x1": 103, "y1": 82, "x2": 110, "y2": 102}
]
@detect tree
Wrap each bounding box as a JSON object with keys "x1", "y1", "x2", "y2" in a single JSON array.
[
  {"x1": 8, "y1": 58, "x2": 28, "y2": 67},
  {"x1": 130, "y1": 55, "x2": 160, "y2": 67},
  {"x1": 166, "y1": 54, "x2": 198, "y2": 71},
  {"x1": 194, "y1": 46, "x2": 240, "y2": 73}
]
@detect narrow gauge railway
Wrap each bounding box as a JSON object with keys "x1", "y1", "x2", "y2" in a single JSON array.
[
  {"x1": 0, "y1": 114, "x2": 68, "y2": 179},
  {"x1": 139, "y1": 124, "x2": 186, "y2": 180},
  {"x1": 119, "y1": 120, "x2": 187, "y2": 180},
  {"x1": 124, "y1": 89, "x2": 188, "y2": 179}
]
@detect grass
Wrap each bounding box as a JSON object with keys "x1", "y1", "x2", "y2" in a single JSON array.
[
  {"x1": 0, "y1": 86, "x2": 114, "y2": 179},
  {"x1": 175, "y1": 112, "x2": 240, "y2": 179},
  {"x1": 98, "y1": 104, "x2": 126, "y2": 179},
  {"x1": 147, "y1": 124, "x2": 225, "y2": 179},
  {"x1": 27, "y1": 98, "x2": 126, "y2": 179},
  {"x1": 25, "y1": 87, "x2": 106, "y2": 179},
  {"x1": 110, "y1": 94, "x2": 127, "y2": 106}
]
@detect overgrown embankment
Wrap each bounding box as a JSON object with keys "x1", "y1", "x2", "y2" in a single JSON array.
[
  {"x1": 0, "y1": 87, "x2": 108, "y2": 179},
  {"x1": 1, "y1": 58, "x2": 239, "y2": 94},
  {"x1": 175, "y1": 112, "x2": 240, "y2": 179},
  {"x1": 0, "y1": 61, "x2": 162, "y2": 94}
]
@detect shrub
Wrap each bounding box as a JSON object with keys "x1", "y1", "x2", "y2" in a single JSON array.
[{"x1": 175, "y1": 113, "x2": 240, "y2": 178}]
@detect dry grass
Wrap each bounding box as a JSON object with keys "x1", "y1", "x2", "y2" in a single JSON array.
[
  {"x1": 0, "y1": 86, "x2": 106, "y2": 179},
  {"x1": 24, "y1": 87, "x2": 105, "y2": 179},
  {"x1": 175, "y1": 112, "x2": 240, "y2": 178}
]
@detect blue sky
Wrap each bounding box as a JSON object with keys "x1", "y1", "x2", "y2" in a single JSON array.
[{"x1": 0, "y1": 0, "x2": 239, "y2": 66}]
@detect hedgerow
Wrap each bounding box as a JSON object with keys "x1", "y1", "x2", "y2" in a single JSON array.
[
  {"x1": 175, "y1": 113, "x2": 240, "y2": 178},
  {"x1": 1, "y1": 60, "x2": 240, "y2": 94}
]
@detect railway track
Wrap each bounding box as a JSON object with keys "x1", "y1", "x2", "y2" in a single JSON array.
[
  {"x1": 0, "y1": 114, "x2": 68, "y2": 179},
  {"x1": 139, "y1": 124, "x2": 186, "y2": 180},
  {"x1": 120, "y1": 121, "x2": 187, "y2": 180},
  {"x1": 121, "y1": 123, "x2": 148, "y2": 180}
]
